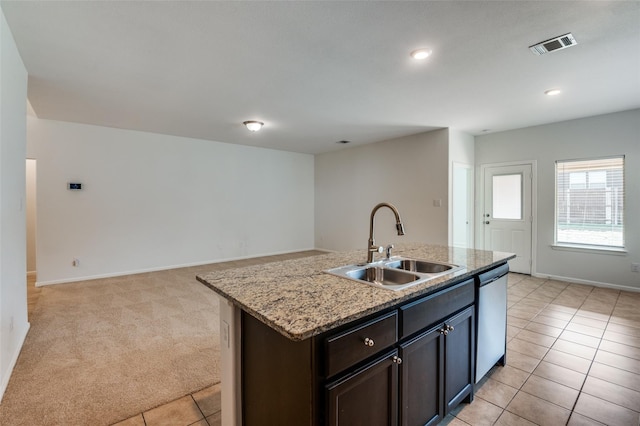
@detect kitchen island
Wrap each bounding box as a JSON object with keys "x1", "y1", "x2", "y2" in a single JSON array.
[{"x1": 197, "y1": 243, "x2": 514, "y2": 426}]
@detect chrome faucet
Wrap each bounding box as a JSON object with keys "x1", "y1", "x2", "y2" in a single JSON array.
[
  {"x1": 385, "y1": 244, "x2": 394, "y2": 260},
  {"x1": 367, "y1": 202, "x2": 405, "y2": 263}
]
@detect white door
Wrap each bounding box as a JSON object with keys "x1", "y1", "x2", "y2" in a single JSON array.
[{"x1": 483, "y1": 164, "x2": 532, "y2": 274}]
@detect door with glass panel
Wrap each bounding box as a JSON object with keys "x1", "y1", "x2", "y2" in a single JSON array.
[{"x1": 483, "y1": 164, "x2": 532, "y2": 274}]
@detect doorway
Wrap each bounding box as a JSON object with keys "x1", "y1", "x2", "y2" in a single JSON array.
[
  {"x1": 26, "y1": 159, "x2": 39, "y2": 317},
  {"x1": 452, "y1": 162, "x2": 474, "y2": 248},
  {"x1": 26, "y1": 159, "x2": 36, "y2": 275},
  {"x1": 480, "y1": 162, "x2": 534, "y2": 274}
]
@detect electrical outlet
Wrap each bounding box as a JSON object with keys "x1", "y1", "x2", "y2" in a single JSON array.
[
  {"x1": 632, "y1": 263, "x2": 640, "y2": 273},
  {"x1": 72, "y1": 258, "x2": 80, "y2": 267}
]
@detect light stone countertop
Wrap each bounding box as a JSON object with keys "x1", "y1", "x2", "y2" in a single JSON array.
[{"x1": 196, "y1": 243, "x2": 515, "y2": 341}]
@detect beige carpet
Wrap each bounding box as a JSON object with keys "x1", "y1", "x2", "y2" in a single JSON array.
[
  {"x1": 0, "y1": 266, "x2": 221, "y2": 425},
  {"x1": 0, "y1": 252, "x2": 323, "y2": 426}
]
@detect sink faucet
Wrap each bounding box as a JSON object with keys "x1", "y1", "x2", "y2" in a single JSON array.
[{"x1": 367, "y1": 202, "x2": 405, "y2": 263}]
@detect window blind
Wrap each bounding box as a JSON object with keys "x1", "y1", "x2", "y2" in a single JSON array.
[{"x1": 555, "y1": 156, "x2": 624, "y2": 248}]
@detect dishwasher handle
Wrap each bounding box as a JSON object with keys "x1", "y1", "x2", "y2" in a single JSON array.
[{"x1": 477, "y1": 263, "x2": 509, "y2": 287}]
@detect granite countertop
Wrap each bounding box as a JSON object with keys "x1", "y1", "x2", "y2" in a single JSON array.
[{"x1": 196, "y1": 243, "x2": 515, "y2": 341}]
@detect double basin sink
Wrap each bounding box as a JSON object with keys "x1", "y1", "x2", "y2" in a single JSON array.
[{"x1": 326, "y1": 257, "x2": 464, "y2": 291}]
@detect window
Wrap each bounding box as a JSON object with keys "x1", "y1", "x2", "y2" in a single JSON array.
[
  {"x1": 555, "y1": 156, "x2": 624, "y2": 249},
  {"x1": 492, "y1": 174, "x2": 522, "y2": 220}
]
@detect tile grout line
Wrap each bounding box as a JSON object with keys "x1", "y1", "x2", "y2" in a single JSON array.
[
  {"x1": 514, "y1": 282, "x2": 640, "y2": 424},
  {"x1": 493, "y1": 276, "x2": 552, "y2": 424},
  {"x1": 504, "y1": 278, "x2": 593, "y2": 424},
  {"x1": 533, "y1": 283, "x2": 593, "y2": 426},
  {"x1": 511, "y1": 283, "x2": 577, "y2": 421},
  {"x1": 478, "y1": 276, "x2": 558, "y2": 424},
  {"x1": 190, "y1": 394, "x2": 210, "y2": 426},
  {"x1": 565, "y1": 289, "x2": 640, "y2": 423},
  {"x1": 484, "y1": 276, "x2": 640, "y2": 425}
]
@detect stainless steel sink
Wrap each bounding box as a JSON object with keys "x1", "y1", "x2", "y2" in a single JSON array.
[
  {"x1": 326, "y1": 257, "x2": 464, "y2": 291},
  {"x1": 385, "y1": 259, "x2": 455, "y2": 274},
  {"x1": 345, "y1": 266, "x2": 421, "y2": 286}
]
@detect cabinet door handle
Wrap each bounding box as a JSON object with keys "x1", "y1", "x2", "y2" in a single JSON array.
[
  {"x1": 392, "y1": 355, "x2": 402, "y2": 364},
  {"x1": 439, "y1": 327, "x2": 448, "y2": 336},
  {"x1": 446, "y1": 325, "x2": 455, "y2": 332},
  {"x1": 364, "y1": 337, "x2": 375, "y2": 347}
]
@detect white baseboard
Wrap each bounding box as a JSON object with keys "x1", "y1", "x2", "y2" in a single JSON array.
[
  {"x1": 0, "y1": 322, "x2": 30, "y2": 404},
  {"x1": 35, "y1": 247, "x2": 322, "y2": 287},
  {"x1": 532, "y1": 272, "x2": 640, "y2": 293}
]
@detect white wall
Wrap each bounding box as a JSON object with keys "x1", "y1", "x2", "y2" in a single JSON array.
[
  {"x1": 476, "y1": 109, "x2": 640, "y2": 289},
  {"x1": 27, "y1": 117, "x2": 315, "y2": 284},
  {"x1": 449, "y1": 128, "x2": 475, "y2": 166},
  {"x1": 0, "y1": 7, "x2": 29, "y2": 401},
  {"x1": 315, "y1": 129, "x2": 449, "y2": 253}
]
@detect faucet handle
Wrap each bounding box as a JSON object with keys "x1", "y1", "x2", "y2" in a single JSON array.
[
  {"x1": 385, "y1": 244, "x2": 394, "y2": 259},
  {"x1": 369, "y1": 245, "x2": 384, "y2": 254},
  {"x1": 367, "y1": 245, "x2": 384, "y2": 263}
]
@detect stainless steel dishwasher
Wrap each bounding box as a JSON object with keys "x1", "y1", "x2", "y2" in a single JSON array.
[{"x1": 475, "y1": 263, "x2": 509, "y2": 383}]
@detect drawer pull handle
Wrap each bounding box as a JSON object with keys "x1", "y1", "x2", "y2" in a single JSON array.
[
  {"x1": 392, "y1": 356, "x2": 403, "y2": 364},
  {"x1": 364, "y1": 337, "x2": 375, "y2": 347}
]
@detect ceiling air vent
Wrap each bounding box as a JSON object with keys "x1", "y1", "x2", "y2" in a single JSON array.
[{"x1": 529, "y1": 33, "x2": 577, "y2": 55}]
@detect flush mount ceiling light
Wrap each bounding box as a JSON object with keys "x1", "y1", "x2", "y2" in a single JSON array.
[
  {"x1": 544, "y1": 89, "x2": 562, "y2": 96},
  {"x1": 410, "y1": 48, "x2": 432, "y2": 60},
  {"x1": 243, "y1": 120, "x2": 264, "y2": 132}
]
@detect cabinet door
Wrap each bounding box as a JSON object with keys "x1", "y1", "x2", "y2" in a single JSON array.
[
  {"x1": 326, "y1": 350, "x2": 399, "y2": 426},
  {"x1": 444, "y1": 306, "x2": 475, "y2": 413},
  {"x1": 399, "y1": 326, "x2": 444, "y2": 426}
]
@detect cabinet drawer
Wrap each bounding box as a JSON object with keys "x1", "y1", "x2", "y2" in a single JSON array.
[
  {"x1": 400, "y1": 278, "x2": 474, "y2": 338},
  {"x1": 326, "y1": 311, "x2": 398, "y2": 378}
]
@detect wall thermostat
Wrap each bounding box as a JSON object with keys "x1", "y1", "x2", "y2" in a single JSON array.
[{"x1": 68, "y1": 182, "x2": 82, "y2": 190}]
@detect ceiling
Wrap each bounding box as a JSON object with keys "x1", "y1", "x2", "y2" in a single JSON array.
[{"x1": 2, "y1": 1, "x2": 639, "y2": 155}]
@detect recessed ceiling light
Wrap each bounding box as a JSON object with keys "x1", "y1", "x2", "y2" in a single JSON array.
[
  {"x1": 243, "y1": 120, "x2": 264, "y2": 132},
  {"x1": 544, "y1": 89, "x2": 562, "y2": 96},
  {"x1": 410, "y1": 48, "x2": 432, "y2": 60}
]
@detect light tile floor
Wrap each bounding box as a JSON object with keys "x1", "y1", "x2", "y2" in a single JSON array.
[
  {"x1": 449, "y1": 273, "x2": 640, "y2": 426},
  {"x1": 101, "y1": 272, "x2": 640, "y2": 425},
  {"x1": 111, "y1": 384, "x2": 221, "y2": 426}
]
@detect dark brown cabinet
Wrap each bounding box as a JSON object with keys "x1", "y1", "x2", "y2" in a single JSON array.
[
  {"x1": 399, "y1": 306, "x2": 474, "y2": 426},
  {"x1": 400, "y1": 324, "x2": 443, "y2": 426},
  {"x1": 326, "y1": 349, "x2": 400, "y2": 426},
  {"x1": 325, "y1": 311, "x2": 398, "y2": 378},
  {"x1": 444, "y1": 307, "x2": 474, "y2": 413},
  {"x1": 241, "y1": 277, "x2": 476, "y2": 426}
]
